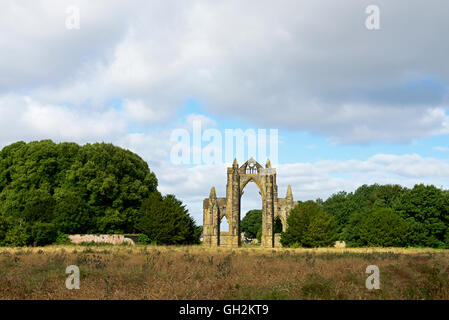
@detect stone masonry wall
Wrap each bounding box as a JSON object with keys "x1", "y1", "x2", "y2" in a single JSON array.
[{"x1": 68, "y1": 234, "x2": 135, "y2": 245}]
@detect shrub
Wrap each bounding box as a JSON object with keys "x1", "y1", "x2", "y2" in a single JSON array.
[
  {"x1": 55, "y1": 232, "x2": 71, "y2": 245},
  {"x1": 137, "y1": 192, "x2": 199, "y2": 245},
  {"x1": 4, "y1": 224, "x2": 29, "y2": 246},
  {"x1": 31, "y1": 222, "x2": 58, "y2": 246},
  {"x1": 256, "y1": 229, "x2": 262, "y2": 242},
  {"x1": 137, "y1": 233, "x2": 151, "y2": 244},
  {"x1": 281, "y1": 201, "x2": 337, "y2": 247}
]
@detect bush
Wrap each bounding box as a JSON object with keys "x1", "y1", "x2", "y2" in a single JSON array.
[
  {"x1": 55, "y1": 232, "x2": 71, "y2": 245},
  {"x1": 4, "y1": 224, "x2": 29, "y2": 246},
  {"x1": 137, "y1": 192, "x2": 200, "y2": 245},
  {"x1": 137, "y1": 233, "x2": 151, "y2": 244},
  {"x1": 256, "y1": 229, "x2": 262, "y2": 242},
  {"x1": 31, "y1": 222, "x2": 57, "y2": 246},
  {"x1": 281, "y1": 201, "x2": 337, "y2": 247}
]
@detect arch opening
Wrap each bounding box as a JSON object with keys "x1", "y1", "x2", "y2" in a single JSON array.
[
  {"x1": 220, "y1": 215, "x2": 229, "y2": 233},
  {"x1": 240, "y1": 181, "x2": 262, "y2": 245},
  {"x1": 219, "y1": 215, "x2": 229, "y2": 245},
  {"x1": 274, "y1": 216, "x2": 283, "y2": 234}
]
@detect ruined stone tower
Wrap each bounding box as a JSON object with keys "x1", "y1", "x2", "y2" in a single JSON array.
[{"x1": 203, "y1": 158, "x2": 294, "y2": 248}]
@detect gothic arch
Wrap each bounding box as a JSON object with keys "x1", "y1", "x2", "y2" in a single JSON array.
[
  {"x1": 240, "y1": 176, "x2": 265, "y2": 199},
  {"x1": 274, "y1": 214, "x2": 286, "y2": 232},
  {"x1": 203, "y1": 158, "x2": 295, "y2": 248}
]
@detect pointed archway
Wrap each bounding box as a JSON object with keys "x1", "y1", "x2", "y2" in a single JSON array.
[{"x1": 240, "y1": 179, "x2": 263, "y2": 244}]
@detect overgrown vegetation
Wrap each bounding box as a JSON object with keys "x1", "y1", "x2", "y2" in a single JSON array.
[{"x1": 0, "y1": 140, "x2": 200, "y2": 246}]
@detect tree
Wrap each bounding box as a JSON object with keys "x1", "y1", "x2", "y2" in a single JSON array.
[
  {"x1": 240, "y1": 209, "x2": 262, "y2": 238},
  {"x1": 323, "y1": 191, "x2": 355, "y2": 235},
  {"x1": 194, "y1": 225, "x2": 203, "y2": 243},
  {"x1": 324, "y1": 185, "x2": 407, "y2": 232},
  {"x1": 0, "y1": 140, "x2": 158, "y2": 246},
  {"x1": 393, "y1": 184, "x2": 449, "y2": 248},
  {"x1": 344, "y1": 208, "x2": 410, "y2": 247},
  {"x1": 281, "y1": 201, "x2": 337, "y2": 247},
  {"x1": 137, "y1": 193, "x2": 200, "y2": 245}
]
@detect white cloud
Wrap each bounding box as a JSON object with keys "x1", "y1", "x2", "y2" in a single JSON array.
[
  {"x1": 0, "y1": 95, "x2": 128, "y2": 145},
  {"x1": 122, "y1": 98, "x2": 171, "y2": 124},
  {"x1": 0, "y1": 94, "x2": 177, "y2": 168}
]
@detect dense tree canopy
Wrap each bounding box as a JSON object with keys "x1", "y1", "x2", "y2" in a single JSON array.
[
  {"x1": 343, "y1": 208, "x2": 410, "y2": 247},
  {"x1": 323, "y1": 184, "x2": 407, "y2": 236},
  {"x1": 323, "y1": 184, "x2": 449, "y2": 248},
  {"x1": 281, "y1": 201, "x2": 337, "y2": 247},
  {"x1": 393, "y1": 184, "x2": 449, "y2": 248},
  {"x1": 0, "y1": 140, "x2": 199, "y2": 246}
]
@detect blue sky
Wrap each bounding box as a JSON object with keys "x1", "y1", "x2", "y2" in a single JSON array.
[
  {"x1": 1, "y1": 0, "x2": 449, "y2": 224},
  {"x1": 176, "y1": 97, "x2": 449, "y2": 164}
]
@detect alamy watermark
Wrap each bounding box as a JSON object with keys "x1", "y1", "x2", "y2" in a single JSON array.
[
  {"x1": 170, "y1": 120, "x2": 279, "y2": 166},
  {"x1": 66, "y1": 265, "x2": 80, "y2": 290},
  {"x1": 365, "y1": 265, "x2": 380, "y2": 290},
  {"x1": 365, "y1": 5, "x2": 380, "y2": 30},
  {"x1": 65, "y1": 5, "x2": 80, "y2": 30}
]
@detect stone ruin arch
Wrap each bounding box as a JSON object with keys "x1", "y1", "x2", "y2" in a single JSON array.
[{"x1": 203, "y1": 158, "x2": 295, "y2": 248}]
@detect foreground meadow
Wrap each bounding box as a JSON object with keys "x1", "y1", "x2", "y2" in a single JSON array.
[{"x1": 0, "y1": 245, "x2": 448, "y2": 299}]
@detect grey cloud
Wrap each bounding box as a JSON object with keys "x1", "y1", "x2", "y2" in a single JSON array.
[{"x1": 1, "y1": 0, "x2": 449, "y2": 143}]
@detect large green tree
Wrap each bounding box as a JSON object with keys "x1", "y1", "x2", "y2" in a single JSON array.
[
  {"x1": 281, "y1": 201, "x2": 337, "y2": 247},
  {"x1": 240, "y1": 209, "x2": 262, "y2": 238},
  {"x1": 393, "y1": 184, "x2": 449, "y2": 248},
  {"x1": 137, "y1": 192, "x2": 199, "y2": 245},
  {"x1": 344, "y1": 208, "x2": 411, "y2": 247},
  {"x1": 323, "y1": 184, "x2": 407, "y2": 237},
  {"x1": 0, "y1": 140, "x2": 158, "y2": 246}
]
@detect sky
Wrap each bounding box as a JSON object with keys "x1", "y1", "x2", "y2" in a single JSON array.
[{"x1": 1, "y1": 0, "x2": 449, "y2": 225}]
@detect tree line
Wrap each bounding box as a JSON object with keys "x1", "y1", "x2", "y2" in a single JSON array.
[
  {"x1": 0, "y1": 140, "x2": 201, "y2": 246},
  {"x1": 2, "y1": 140, "x2": 448, "y2": 248},
  {"x1": 242, "y1": 184, "x2": 449, "y2": 248},
  {"x1": 283, "y1": 184, "x2": 449, "y2": 248}
]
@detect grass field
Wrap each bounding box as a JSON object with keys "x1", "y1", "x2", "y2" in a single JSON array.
[{"x1": 0, "y1": 245, "x2": 448, "y2": 300}]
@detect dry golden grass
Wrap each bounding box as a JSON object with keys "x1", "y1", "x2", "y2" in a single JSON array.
[{"x1": 0, "y1": 245, "x2": 448, "y2": 300}]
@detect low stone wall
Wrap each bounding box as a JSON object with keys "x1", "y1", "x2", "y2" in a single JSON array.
[
  {"x1": 334, "y1": 241, "x2": 346, "y2": 248},
  {"x1": 219, "y1": 232, "x2": 236, "y2": 247},
  {"x1": 68, "y1": 234, "x2": 135, "y2": 246}
]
